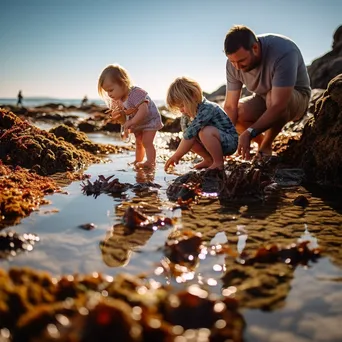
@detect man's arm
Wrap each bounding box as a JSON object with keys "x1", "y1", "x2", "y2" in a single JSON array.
[
  {"x1": 238, "y1": 86, "x2": 293, "y2": 159},
  {"x1": 223, "y1": 89, "x2": 241, "y2": 125}
]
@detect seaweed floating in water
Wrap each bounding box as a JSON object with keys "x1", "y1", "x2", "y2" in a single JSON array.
[
  {"x1": 239, "y1": 241, "x2": 321, "y2": 267},
  {"x1": 81, "y1": 175, "x2": 131, "y2": 197},
  {"x1": 0, "y1": 231, "x2": 39, "y2": 259},
  {"x1": 122, "y1": 206, "x2": 173, "y2": 231},
  {"x1": 164, "y1": 229, "x2": 203, "y2": 265}
]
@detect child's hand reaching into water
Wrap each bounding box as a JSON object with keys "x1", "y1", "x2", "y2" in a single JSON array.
[
  {"x1": 123, "y1": 120, "x2": 135, "y2": 131},
  {"x1": 164, "y1": 155, "x2": 180, "y2": 171}
]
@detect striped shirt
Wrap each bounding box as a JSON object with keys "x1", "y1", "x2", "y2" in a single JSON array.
[{"x1": 122, "y1": 86, "x2": 163, "y2": 132}]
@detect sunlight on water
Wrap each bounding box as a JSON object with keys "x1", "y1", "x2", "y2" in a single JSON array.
[{"x1": 1, "y1": 128, "x2": 342, "y2": 341}]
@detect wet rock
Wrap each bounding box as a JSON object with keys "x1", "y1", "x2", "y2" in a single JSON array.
[
  {"x1": 293, "y1": 195, "x2": 309, "y2": 207},
  {"x1": 167, "y1": 136, "x2": 181, "y2": 150},
  {"x1": 77, "y1": 121, "x2": 97, "y2": 133},
  {"x1": 281, "y1": 74, "x2": 342, "y2": 186},
  {"x1": 167, "y1": 160, "x2": 277, "y2": 203},
  {"x1": 78, "y1": 223, "x2": 96, "y2": 231},
  {"x1": 160, "y1": 116, "x2": 181, "y2": 133},
  {"x1": 102, "y1": 121, "x2": 121, "y2": 132},
  {"x1": 166, "y1": 172, "x2": 202, "y2": 201}
]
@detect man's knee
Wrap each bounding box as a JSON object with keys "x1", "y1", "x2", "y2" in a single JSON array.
[{"x1": 266, "y1": 89, "x2": 309, "y2": 122}]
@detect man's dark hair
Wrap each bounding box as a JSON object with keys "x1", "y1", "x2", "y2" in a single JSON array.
[{"x1": 224, "y1": 25, "x2": 258, "y2": 55}]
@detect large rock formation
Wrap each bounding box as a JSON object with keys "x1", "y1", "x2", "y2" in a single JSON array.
[
  {"x1": 281, "y1": 74, "x2": 342, "y2": 186},
  {"x1": 307, "y1": 25, "x2": 342, "y2": 89}
]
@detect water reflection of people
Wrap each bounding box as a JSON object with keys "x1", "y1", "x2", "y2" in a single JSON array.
[
  {"x1": 99, "y1": 223, "x2": 154, "y2": 267},
  {"x1": 135, "y1": 166, "x2": 156, "y2": 184},
  {"x1": 81, "y1": 95, "x2": 88, "y2": 107},
  {"x1": 17, "y1": 90, "x2": 23, "y2": 107}
]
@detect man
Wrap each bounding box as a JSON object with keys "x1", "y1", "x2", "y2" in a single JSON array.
[{"x1": 223, "y1": 25, "x2": 311, "y2": 160}]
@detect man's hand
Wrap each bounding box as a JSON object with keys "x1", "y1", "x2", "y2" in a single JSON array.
[
  {"x1": 164, "y1": 155, "x2": 180, "y2": 171},
  {"x1": 237, "y1": 130, "x2": 252, "y2": 160}
]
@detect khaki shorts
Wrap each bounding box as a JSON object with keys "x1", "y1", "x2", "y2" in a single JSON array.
[{"x1": 239, "y1": 89, "x2": 310, "y2": 122}]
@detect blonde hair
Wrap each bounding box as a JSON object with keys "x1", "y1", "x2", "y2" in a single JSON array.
[
  {"x1": 97, "y1": 64, "x2": 132, "y2": 97},
  {"x1": 166, "y1": 77, "x2": 203, "y2": 117}
]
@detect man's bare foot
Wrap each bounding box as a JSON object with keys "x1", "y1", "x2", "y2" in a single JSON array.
[
  {"x1": 135, "y1": 161, "x2": 155, "y2": 169},
  {"x1": 208, "y1": 162, "x2": 224, "y2": 170},
  {"x1": 194, "y1": 159, "x2": 213, "y2": 169}
]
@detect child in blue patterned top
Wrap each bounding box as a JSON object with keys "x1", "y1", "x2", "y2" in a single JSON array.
[{"x1": 165, "y1": 77, "x2": 238, "y2": 171}]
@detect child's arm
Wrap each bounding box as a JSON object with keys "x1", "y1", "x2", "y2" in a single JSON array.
[
  {"x1": 123, "y1": 102, "x2": 148, "y2": 130},
  {"x1": 164, "y1": 137, "x2": 195, "y2": 171}
]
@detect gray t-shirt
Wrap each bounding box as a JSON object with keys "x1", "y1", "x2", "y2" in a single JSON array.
[{"x1": 226, "y1": 34, "x2": 311, "y2": 98}]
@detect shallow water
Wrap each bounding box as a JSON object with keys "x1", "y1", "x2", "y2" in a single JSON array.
[{"x1": 2, "y1": 128, "x2": 342, "y2": 341}]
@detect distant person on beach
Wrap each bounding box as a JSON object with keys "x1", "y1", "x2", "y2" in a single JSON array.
[
  {"x1": 81, "y1": 95, "x2": 88, "y2": 107},
  {"x1": 164, "y1": 77, "x2": 238, "y2": 171},
  {"x1": 223, "y1": 25, "x2": 311, "y2": 160},
  {"x1": 17, "y1": 90, "x2": 23, "y2": 107},
  {"x1": 98, "y1": 64, "x2": 163, "y2": 169}
]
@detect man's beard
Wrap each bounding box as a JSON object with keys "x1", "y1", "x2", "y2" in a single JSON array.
[{"x1": 242, "y1": 53, "x2": 261, "y2": 72}]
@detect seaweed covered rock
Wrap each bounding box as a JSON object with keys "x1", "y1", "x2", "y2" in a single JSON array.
[
  {"x1": 0, "y1": 162, "x2": 57, "y2": 227},
  {"x1": 166, "y1": 159, "x2": 277, "y2": 203},
  {"x1": 281, "y1": 74, "x2": 342, "y2": 186},
  {"x1": 0, "y1": 108, "x2": 99, "y2": 175},
  {"x1": 49, "y1": 124, "x2": 125, "y2": 155},
  {"x1": 0, "y1": 268, "x2": 245, "y2": 341}
]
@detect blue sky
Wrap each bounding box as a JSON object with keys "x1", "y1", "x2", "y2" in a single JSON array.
[{"x1": 0, "y1": 0, "x2": 341, "y2": 100}]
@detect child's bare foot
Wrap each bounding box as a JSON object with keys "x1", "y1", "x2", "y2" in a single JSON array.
[
  {"x1": 135, "y1": 161, "x2": 155, "y2": 169},
  {"x1": 194, "y1": 159, "x2": 213, "y2": 169},
  {"x1": 208, "y1": 162, "x2": 224, "y2": 170},
  {"x1": 128, "y1": 160, "x2": 141, "y2": 166}
]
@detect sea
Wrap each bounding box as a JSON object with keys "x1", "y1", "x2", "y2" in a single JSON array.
[{"x1": 0, "y1": 98, "x2": 165, "y2": 108}]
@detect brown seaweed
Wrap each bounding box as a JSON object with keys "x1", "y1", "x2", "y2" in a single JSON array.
[
  {"x1": 122, "y1": 206, "x2": 173, "y2": 231},
  {"x1": 0, "y1": 268, "x2": 245, "y2": 341},
  {"x1": 0, "y1": 231, "x2": 39, "y2": 259}
]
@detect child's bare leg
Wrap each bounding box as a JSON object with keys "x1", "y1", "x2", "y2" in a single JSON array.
[
  {"x1": 199, "y1": 126, "x2": 224, "y2": 169},
  {"x1": 191, "y1": 140, "x2": 213, "y2": 169},
  {"x1": 134, "y1": 132, "x2": 145, "y2": 164},
  {"x1": 136, "y1": 130, "x2": 156, "y2": 168}
]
